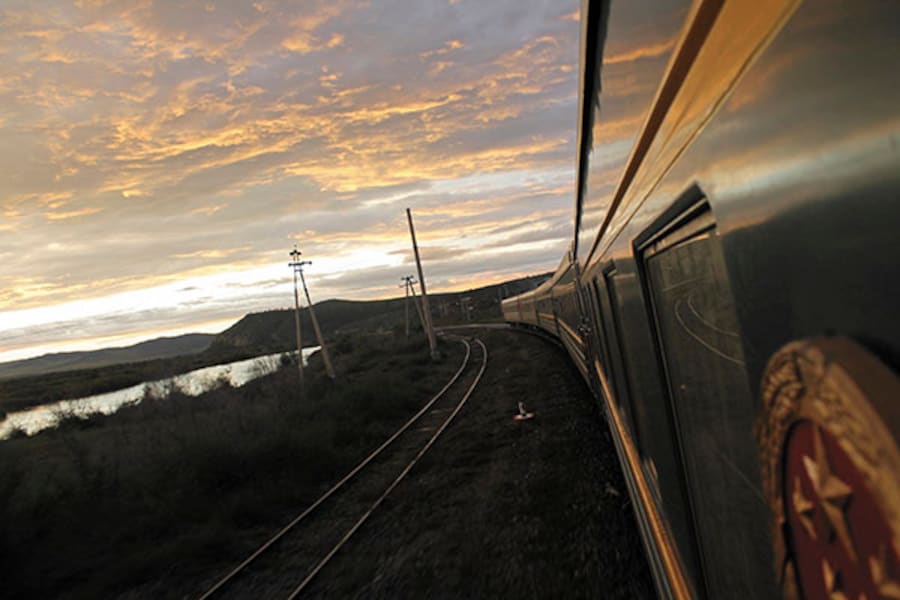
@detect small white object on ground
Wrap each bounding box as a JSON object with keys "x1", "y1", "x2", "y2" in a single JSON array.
[{"x1": 513, "y1": 401, "x2": 535, "y2": 421}]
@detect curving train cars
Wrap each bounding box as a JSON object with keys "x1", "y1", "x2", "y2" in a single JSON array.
[{"x1": 502, "y1": 0, "x2": 900, "y2": 598}]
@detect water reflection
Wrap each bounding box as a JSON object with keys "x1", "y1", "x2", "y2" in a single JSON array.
[{"x1": 0, "y1": 346, "x2": 320, "y2": 440}]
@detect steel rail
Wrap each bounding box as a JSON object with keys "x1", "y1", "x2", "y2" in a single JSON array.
[
  {"x1": 197, "y1": 338, "x2": 472, "y2": 600},
  {"x1": 286, "y1": 337, "x2": 488, "y2": 599}
]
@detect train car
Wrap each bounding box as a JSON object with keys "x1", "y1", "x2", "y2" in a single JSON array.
[{"x1": 502, "y1": 0, "x2": 900, "y2": 598}]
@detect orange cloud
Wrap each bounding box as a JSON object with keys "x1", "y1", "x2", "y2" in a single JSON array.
[
  {"x1": 45, "y1": 207, "x2": 101, "y2": 220},
  {"x1": 281, "y1": 4, "x2": 347, "y2": 53},
  {"x1": 172, "y1": 247, "x2": 251, "y2": 259},
  {"x1": 604, "y1": 39, "x2": 676, "y2": 65},
  {"x1": 420, "y1": 39, "x2": 465, "y2": 60},
  {"x1": 191, "y1": 204, "x2": 226, "y2": 215},
  {"x1": 0, "y1": 0, "x2": 580, "y2": 355}
]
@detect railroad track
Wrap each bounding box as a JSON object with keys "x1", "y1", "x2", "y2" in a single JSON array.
[{"x1": 197, "y1": 335, "x2": 488, "y2": 599}]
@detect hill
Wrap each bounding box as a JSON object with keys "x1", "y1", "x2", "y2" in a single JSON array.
[
  {"x1": 0, "y1": 273, "x2": 549, "y2": 413},
  {"x1": 0, "y1": 333, "x2": 215, "y2": 381},
  {"x1": 209, "y1": 273, "x2": 550, "y2": 354}
]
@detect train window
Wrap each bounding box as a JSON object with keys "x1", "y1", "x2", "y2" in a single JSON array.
[
  {"x1": 638, "y1": 200, "x2": 775, "y2": 598},
  {"x1": 599, "y1": 268, "x2": 634, "y2": 424},
  {"x1": 589, "y1": 279, "x2": 615, "y2": 382},
  {"x1": 603, "y1": 260, "x2": 707, "y2": 590},
  {"x1": 598, "y1": 272, "x2": 653, "y2": 460}
]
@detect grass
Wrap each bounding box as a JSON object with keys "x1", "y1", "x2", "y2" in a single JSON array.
[{"x1": 0, "y1": 331, "x2": 461, "y2": 599}]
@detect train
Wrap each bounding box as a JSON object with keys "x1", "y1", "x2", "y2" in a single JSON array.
[{"x1": 501, "y1": 0, "x2": 900, "y2": 598}]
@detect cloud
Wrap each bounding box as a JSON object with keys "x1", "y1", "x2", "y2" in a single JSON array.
[
  {"x1": 388, "y1": 245, "x2": 465, "y2": 265},
  {"x1": 45, "y1": 207, "x2": 102, "y2": 220},
  {"x1": 0, "y1": 0, "x2": 581, "y2": 361},
  {"x1": 604, "y1": 38, "x2": 676, "y2": 65},
  {"x1": 191, "y1": 204, "x2": 226, "y2": 215},
  {"x1": 171, "y1": 247, "x2": 252, "y2": 260}
]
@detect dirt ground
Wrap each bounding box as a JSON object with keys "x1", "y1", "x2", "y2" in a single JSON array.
[{"x1": 300, "y1": 327, "x2": 655, "y2": 599}]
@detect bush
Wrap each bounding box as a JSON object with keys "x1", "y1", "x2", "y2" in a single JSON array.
[
  {"x1": 0, "y1": 333, "x2": 462, "y2": 598},
  {"x1": 335, "y1": 336, "x2": 355, "y2": 355}
]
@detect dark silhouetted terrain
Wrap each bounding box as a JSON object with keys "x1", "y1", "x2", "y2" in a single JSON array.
[
  {"x1": 0, "y1": 332, "x2": 466, "y2": 598},
  {"x1": 0, "y1": 333, "x2": 215, "y2": 381},
  {"x1": 0, "y1": 273, "x2": 550, "y2": 414}
]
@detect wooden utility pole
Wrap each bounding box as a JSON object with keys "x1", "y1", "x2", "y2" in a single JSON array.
[
  {"x1": 406, "y1": 208, "x2": 438, "y2": 359},
  {"x1": 408, "y1": 277, "x2": 426, "y2": 332},
  {"x1": 289, "y1": 247, "x2": 305, "y2": 391},
  {"x1": 461, "y1": 296, "x2": 473, "y2": 321},
  {"x1": 401, "y1": 275, "x2": 426, "y2": 336},
  {"x1": 400, "y1": 278, "x2": 409, "y2": 338},
  {"x1": 400, "y1": 276, "x2": 414, "y2": 338},
  {"x1": 297, "y1": 260, "x2": 336, "y2": 380}
]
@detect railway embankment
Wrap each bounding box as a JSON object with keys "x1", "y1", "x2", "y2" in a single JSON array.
[{"x1": 301, "y1": 328, "x2": 653, "y2": 599}]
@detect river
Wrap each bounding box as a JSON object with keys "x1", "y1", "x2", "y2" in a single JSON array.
[{"x1": 0, "y1": 346, "x2": 320, "y2": 440}]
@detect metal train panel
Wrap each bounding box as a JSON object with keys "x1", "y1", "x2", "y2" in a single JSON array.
[{"x1": 502, "y1": 1, "x2": 900, "y2": 597}]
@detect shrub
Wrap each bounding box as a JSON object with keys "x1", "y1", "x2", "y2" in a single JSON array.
[
  {"x1": 0, "y1": 333, "x2": 462, "y2": 598},
  {"x1": 335, "y1": 336, "x2": 354, "y2": 355}
]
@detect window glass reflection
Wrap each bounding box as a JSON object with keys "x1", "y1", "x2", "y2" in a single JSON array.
[
  {"x1": 646, "y1": 229, "x2": 773, "y2": 597},
  {"x1": 577, "y1": 0, "x2": 689, "y2": 263}
]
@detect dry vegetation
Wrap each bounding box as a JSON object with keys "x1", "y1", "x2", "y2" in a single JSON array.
[
  {"x1": 0, "y1": 280, "x2": 518, "y2": 415},
  {"x1": 0, "y1": 332, "x2": 462, "y2": 599}
]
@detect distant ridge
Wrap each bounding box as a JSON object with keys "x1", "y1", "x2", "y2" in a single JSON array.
[
  {"x1": 0, "y1": 272, "x2": 550, "y2": 385},
  {"x1": 0, "y1": 333, "x2": 215, "y2": 380},
  {"x1": 209, "y1": 298, "x2": 408, "y2": 356},
  {"x1": 210, "y1": 273, "x2": 551, "y2": 354}
]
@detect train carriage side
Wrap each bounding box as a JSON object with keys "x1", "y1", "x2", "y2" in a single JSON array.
[
  {"x1": 502, "y1": 293, "x2": 535, "y2": 328},
  {"x1": 501, "y1": 293, "x2": 525, "y2": 325},
  {"x1": 502, "y1": 253, "x2": 587, "y2": 373},
  {"x1": 549, "y1": 270, "x2": 588, "y2": 377},
  {"x1": 505, "y1": 0, "x2": 900, "y2": 598}
]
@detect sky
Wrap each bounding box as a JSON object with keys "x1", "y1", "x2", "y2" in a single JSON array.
[{"x1": 0, "y1": 0, "x2": 581, "y2": 363}]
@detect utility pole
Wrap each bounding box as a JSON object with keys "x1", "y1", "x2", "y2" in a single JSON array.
[
  {"x1": 460, "y1": 296, "x2": 474, "y2": 322},
  {"x1": 400, "y1": 275, "x2": 416, "y2": 338},
  {"x1": 406, "y1": 208, "x2": 438, "y2": 359},
  {"x1": 400, "y1": 278, "x2": 410, "y2": 338},
  {"x1": 295, "y1": 257, "x2": 336, "y2": 380},
  {"x1": 289, "y1": 247, "x2": 305, "y2": 391},
  {"x1": 400, "y1": 275, "x2": 426, "y2": 336},
  {"x1": 408, "y1": 277, "x2": 426, "y2": 332}
]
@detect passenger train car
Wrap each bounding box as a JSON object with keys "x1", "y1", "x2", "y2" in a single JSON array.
[{"x1": 502, "y1": 1, "x2": 900, "y2": 598}]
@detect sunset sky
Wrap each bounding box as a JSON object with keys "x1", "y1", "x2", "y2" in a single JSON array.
[{"x1": 0, "y1": 0, "x2": 580, "y2": 362}]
